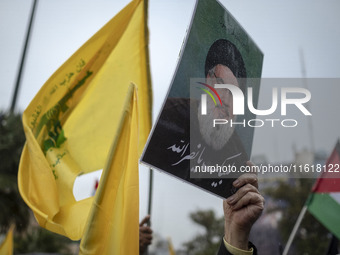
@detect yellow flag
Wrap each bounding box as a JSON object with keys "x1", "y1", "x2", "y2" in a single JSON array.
[
  {"x1": 18, "y1": 0, "x2": 151, "y2": 240},
  {"x1": 0, "y1": 225, "x2": 14, "y2": 255},
  {"x1": 168, "y1": 237, "x2": 176, "y2": 255},
  {"x1": 79, "y1": 84, "x2": 139, "y2": 254}
]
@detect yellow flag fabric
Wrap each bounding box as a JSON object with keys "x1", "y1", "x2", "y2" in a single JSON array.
[
  {"x1": 79, "y1": 84, "x2": 139, "y2": 254},
  {"x1": 0, "y1": 225, "x2": 14, "y2": 255},
  {"x1": 18, "y1": 0, "x2": 151, "y2": 240},
  {"x1": 168, "y1": 237, "x2": 176, "y2": 255}
]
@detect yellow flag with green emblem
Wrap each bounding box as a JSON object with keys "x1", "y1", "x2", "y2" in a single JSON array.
[
  {"x1": 18, "y1": 0, "x2": 151, "y2": 240},
  {"x1": 79, "y1": 84, "x2": 139, "y2": 254}
]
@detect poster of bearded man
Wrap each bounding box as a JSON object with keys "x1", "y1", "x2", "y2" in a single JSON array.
[{"x1": 141, "y1": 0, "x2": 263, "y2": 199}]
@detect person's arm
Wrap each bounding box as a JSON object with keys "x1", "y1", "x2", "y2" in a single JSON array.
[
  {"x1": 218, "y1": 161, "x2": 264, "y2": 255},
  {"x1": 139, "y1": 215, "x2": 153, "y2": 254},
  {"x1": 218, "y1": 238, "x2": 256, "y2": 255}
]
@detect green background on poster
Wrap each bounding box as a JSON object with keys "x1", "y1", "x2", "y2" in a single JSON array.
[{"x1": 167, "y1": 0, "x2": 263, "y2": 157}]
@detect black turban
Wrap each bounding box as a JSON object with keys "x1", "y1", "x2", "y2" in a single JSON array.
[{"x1": 205, "y1": 39, "x2": 247, "y2": 91}]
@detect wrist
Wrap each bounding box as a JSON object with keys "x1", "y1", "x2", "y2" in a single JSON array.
[{"x1": 224, "y1": 223, "x2": 250, "y2": 250}]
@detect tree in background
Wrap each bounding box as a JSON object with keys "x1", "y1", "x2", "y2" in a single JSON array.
[
  {"x1": 0, "y1": 111, "x2": 75, "y2": 254},
  {"x1": 264, "y1": 178, "x2": 330, "y2": 254},
  {"x1": 183, "y1": 209, "x2": 224, "y2": 255},
  {"x1": 0, "y1": 112, "x2": 29, "y2": 233}
]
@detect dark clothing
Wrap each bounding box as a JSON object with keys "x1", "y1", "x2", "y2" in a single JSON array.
[
  {"x1": 217, "y1": 239, "x2": 257, "y2": 255},
  {"x1": 142, "y1": 98, "x2": 248, "y2": 199}
]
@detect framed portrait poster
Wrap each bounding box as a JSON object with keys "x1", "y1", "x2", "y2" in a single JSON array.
[{"x1": 141, "y1": 0, "x2": 263, "y2": 199}]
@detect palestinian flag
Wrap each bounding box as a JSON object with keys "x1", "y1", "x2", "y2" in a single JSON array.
[{"x1": 307, "y1": 141, "x2": 340, "y2": 239}]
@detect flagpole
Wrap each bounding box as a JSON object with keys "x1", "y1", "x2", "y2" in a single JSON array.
[
  {"x1": 299, "y1": 48, "x2": 315, "y2": 155},
  {"x1": 147, "y1": 169, "x2": 153, "y2": 217},
  {"x1": 143, "y1": 0, "x2": 153, "y2": 224},
  {"x1": 10, "y1": 0, "x2": 38, "y2": 113},
  {"x1": 144, "y1": 170, "x2": 153, "y2": 255},
  {"x1": 282, "y1": 205, "x2": 308, "y2": 255},
  {"x1": 144, "y1": 0, "x2": 153, "y2": 253}
]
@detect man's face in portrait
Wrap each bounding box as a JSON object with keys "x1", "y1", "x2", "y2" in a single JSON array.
[{"x1": 197, "y1": 64, "x2": 239, "y2": 150}]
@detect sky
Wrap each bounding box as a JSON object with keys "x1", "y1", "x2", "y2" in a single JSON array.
[{"x1": 1, "y1": 0, "x2": 340, "y2": 250}]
